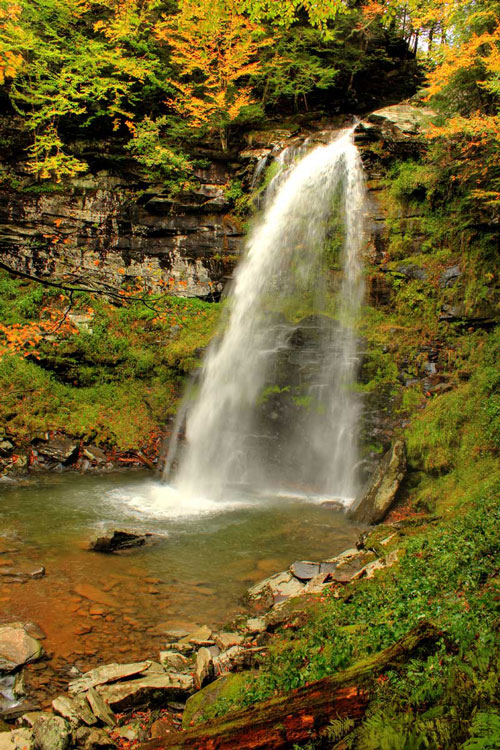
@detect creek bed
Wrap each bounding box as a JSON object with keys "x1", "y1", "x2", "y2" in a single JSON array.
[{"x1": 0, "y1": 471, "x2": 361, "y2": 707}]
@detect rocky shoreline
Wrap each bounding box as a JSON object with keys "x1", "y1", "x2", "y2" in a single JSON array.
[
  {"x1": 0, "y1": 514, "x2": 407, "y2": 750},
  {"x1": 0, "y1": 432, "x2": 161, "y2": 483}
]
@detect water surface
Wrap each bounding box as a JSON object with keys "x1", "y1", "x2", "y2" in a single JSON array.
[{"x1": 0, "y1": 472, "x2": 361, "y2": 703}]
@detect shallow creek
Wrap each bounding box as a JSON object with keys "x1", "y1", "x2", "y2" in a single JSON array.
[{"x1": 0, "y1": 472, "x2": 361, "y2": 707}]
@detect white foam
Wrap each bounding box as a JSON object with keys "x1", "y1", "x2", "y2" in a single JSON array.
[{"x1": 105, "y1": 481, "x2": 251, "y2": 520}]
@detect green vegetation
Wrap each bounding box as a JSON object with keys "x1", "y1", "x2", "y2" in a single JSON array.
[
  {"x1": 0, "y1": 0, "x2": 417, "y2": 186},
  {"x1": 0, "y1": 270, "x2": 220, "y2": 451},
  {"x1": 205, "y1": 481, "x2": 499, "y2": 748}
]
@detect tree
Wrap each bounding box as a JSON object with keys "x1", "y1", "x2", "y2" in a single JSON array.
[
  {"x1": 0, "y1": 0, "x2": 166, "y2": 180},
  {"x1": 155, "y1": 0, "x2": 271, "y2": 151}
]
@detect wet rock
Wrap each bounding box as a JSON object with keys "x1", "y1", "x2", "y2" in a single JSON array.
[
  {"x1": 357, "y1": 105, "x2": 435, "y2": 142},
  {"x1": 32, "y1": 715, "x2": 70, "y2": 750},
  {"x1": 149, "y1": 718, "x2": 172, "y2": 739},
  {"x1": 212, "y1": 646, "x2": 264, "y2": 676},
  {"x1": 84, "y1": 728, "x2": 117, "y2": 749},
  {"x1": 52, "y1": 695, "x2": 85, "y2": 727},
  {"x1": 348, "y1": 439, "x2": 407, "y2": 525},
  {"x1": 178, "y1": 626, "x2": 213, "y2": 647},
  {"x1": 320, "y1": 500, "x2": 345, "y2": 512},
  {"x1": 245, "y1": 618, "x2": 266, "y2": 634},
  {"x1": 82, "y1": 446, "x2": 108, "y2": 465},
  {"x1": 194, "y1": 648, "x2": 213, "y2": 690},
  {"x1": 159, "y1": 652, "x2": 190, "y2": 673},
  {"x1": 95, "y1": 673, "x2": 193, "y2": 712},
  {"x1": 72, "y1": 585, "x2": 119, "y2": 609},
  {"x1": 0, "y1": 728, "x2": 33, "y2": 749},
  {"x1": 327, "y1": 553, "x2": 375, "y2": 583},
  {"x1": 85, "y1": 689, "x2": 116, "y2": 729},
  {"x1": 0, "y1": 567, "x2": 45, "y2": 583},
  {"x1": 36, "y1": 437, "x2": 78, "y2": 465},
  {"x1": 0, "y1": 624, "x2": 44, "y2": 673},
  {"x1": 290, "y1": 561, "x2": 338, "y2": 581},
  {"x1": 439, "y1": 264, "x2": 461, "y2": 287},
  {"x1": 69, "y1": 662, "x2": 153, "y2": 694},
  {"x1": 247, "y1": 571, "x2": 305, "y2": 606},
  {"x1": 289, "y1": 561, "x2": 320, "y2": 581},
  {"x1": 213, "y1": 633, "x2": 244, "y2": 651},
  {"x1": 395, "y1": 263, "x2": 427, "y2": 281},
  {"x1": 0, "y1": 441, "x2": 13, "y2": 457},
  {"x1": 88, "y1": 530, "x2": 153, "y2": 554}
]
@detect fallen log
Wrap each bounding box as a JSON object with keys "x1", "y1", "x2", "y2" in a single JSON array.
[{"x1": 138, "y1": 621, "x2": 442, "y2": 750}]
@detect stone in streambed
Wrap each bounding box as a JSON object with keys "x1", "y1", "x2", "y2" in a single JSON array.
[
  {"x1": 0, "y1": 623, "x2": 44, "y2": 673},
  {"x1": 72, "y1": 585, "x2": 119, "y2": 609},
  {"x1": 88, "y1": 530, "x2": 152, "y2": 554}
]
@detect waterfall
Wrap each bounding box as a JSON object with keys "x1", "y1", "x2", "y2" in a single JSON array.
[{"x1": 165, "y1": 128, "x2": 366, "y2": 505}]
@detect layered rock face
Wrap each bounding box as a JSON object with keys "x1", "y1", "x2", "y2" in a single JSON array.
[{"x1": 0, "y1": 161, "x2": 243, "y2": 299}]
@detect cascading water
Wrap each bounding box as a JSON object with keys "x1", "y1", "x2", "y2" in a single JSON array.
[{"x1": 165, "y1": 128, "x2": 366, "y2": 506}]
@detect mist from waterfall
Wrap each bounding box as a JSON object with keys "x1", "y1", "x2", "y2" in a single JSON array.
[{"x1": 165, "y1": 129, "x2": 366, "y2": 505}]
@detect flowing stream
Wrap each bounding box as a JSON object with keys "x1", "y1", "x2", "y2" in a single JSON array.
[{"x1": 167, "y1": 129, "x2": 366, "y2": 505}]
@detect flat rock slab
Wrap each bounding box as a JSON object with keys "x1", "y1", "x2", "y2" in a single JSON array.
[
  {"x1": 69, "y1": 661, "x2": 156, "y2": 694},
  {"x1": 214, "y1": 633, "x2": 244, "y2": 651},
  {"x1": 247, "y1": 571, "x2": 304, "y2": 605},
  {"x1": 72, "y1": 584, "x2": 120, "y2": 609},
  {"x1": 95, "y1": 673, "x2": 193, "y2": 712},
  {"x1": 290, "y1": 561, "x2": 339, "y2": 581},
  {"x1": 0, "y1": 623, "x2": 44, "y2": 673}
]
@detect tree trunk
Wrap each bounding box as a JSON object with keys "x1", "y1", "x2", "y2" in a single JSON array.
[{"x1": 138, "y1": 621, "x2": 442, "y2": 750}]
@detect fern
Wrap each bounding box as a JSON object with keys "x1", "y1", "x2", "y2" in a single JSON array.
[{"x1": 462, "y1": 712, "x2": 500, "y2": 750}]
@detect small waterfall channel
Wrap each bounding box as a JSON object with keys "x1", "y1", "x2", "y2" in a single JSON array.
[{"x1": 165, "y1": 128, "x2": 366, "y2": 506}]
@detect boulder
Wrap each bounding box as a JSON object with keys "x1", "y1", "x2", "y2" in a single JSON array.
[
  {"x1": 0, "y1": 624, "x2": 44, "y2": 673},
  {"x1": 348, "y1": 439, "x2": 406, "y2": 525},
  {"x1": 32, "y1": 715, "x2": 71, "y2": 750},
  {"x1": 88, "y1": 530, "x2": 153, "y2": 554}
]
